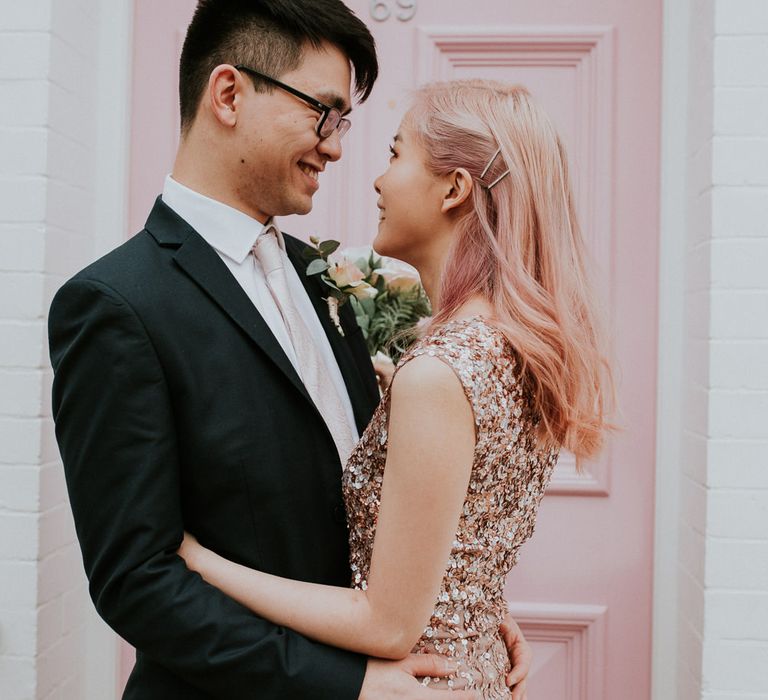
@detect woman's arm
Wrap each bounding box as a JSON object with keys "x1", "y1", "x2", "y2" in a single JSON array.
[{"x1": 179, "y1": 354, "x2": 475, "y2": 659}]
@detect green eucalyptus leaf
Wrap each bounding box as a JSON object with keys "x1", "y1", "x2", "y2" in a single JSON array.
[
  {"x1": 349, "y1": 296, "x2": 367, "y2": 319},
  {"x1": 321, "y1": 276, "x2": 339, "y2": 290},
  {"x1": 319, "y1": 240, "x2": 341, "y2": 256},
  {"x1": 306, "y1": 259, "x2": 330, "y2": 276},
  {"x1": 359, "y1": 297, "x2": 376, "y2": 316}
]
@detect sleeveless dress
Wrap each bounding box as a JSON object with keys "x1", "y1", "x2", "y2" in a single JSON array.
[{"x1": 342, "y1": 317, "x2": 558, "y2": 698}]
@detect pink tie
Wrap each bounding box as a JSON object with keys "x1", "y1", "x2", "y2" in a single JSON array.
[{"x1": 253, "y1": 225, "x2": 357, "y2": 466}]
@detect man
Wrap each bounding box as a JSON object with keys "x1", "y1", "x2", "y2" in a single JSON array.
[{"x1": 48, "y1": 1, "x2": 530, "y2": 697}]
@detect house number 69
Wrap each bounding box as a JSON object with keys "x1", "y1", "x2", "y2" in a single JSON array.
[{"x1": 370, "y1": 0, "x2": 418, "y2": 22}]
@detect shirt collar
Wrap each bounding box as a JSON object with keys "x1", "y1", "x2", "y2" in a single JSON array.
[{"x1": 161, "y1": 175, "x2": 285, "y2": 263}]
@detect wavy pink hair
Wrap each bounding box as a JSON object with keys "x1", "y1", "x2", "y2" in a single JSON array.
[{"x1": 408, "y1": 80, "x2": 612, "y2": 461}]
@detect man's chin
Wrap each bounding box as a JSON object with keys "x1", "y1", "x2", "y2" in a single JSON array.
[
  {"x1": 275, "y1": 197, "x2": 314, "y2": 217},
  {"x1": 296, "y1": 200, "x2": 313, "y2": 215}
]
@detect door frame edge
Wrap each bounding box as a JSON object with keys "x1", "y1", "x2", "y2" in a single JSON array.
[
  {"x1": 653, "y1": 0, "x2": 691, "y2": 697},
  {"x1": 85, "y1": 0, "x2": 135, "y2": 696}
]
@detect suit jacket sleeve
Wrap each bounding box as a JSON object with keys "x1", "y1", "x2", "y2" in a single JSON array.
[{"x1": 48, "y1": 277, "x2": 367, "y2": 700}]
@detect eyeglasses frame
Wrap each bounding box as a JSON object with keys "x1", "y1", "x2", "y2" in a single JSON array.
[{"x1": 234, "y1": 64, "x2": 351, "y2": 139}]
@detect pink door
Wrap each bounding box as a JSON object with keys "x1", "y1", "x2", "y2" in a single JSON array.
[{"x1": 128, "y1": 1, "x2": 661, "y2": 697}]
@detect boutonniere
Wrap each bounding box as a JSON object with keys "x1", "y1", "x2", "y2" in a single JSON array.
[
  {"x1": 304, "y1": 237, "x2": 431, "y2": 363},
  {"x1": 303, "y1": 236, "x2": 378, "y2": 337}
]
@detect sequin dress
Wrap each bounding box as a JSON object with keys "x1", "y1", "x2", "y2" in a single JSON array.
[{"x1": 343, "y1": 317, "x2": 558, "y2": 698}]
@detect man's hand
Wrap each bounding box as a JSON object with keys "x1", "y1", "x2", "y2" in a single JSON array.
[
  {"x1": 499, "y1": 614, "x2": 532, "y2": 700},
  {"x1": 359, "y1": 655, "x2": 479, "y2": 699}
]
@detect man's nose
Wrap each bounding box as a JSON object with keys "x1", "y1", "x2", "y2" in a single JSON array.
[{"x1": 317, "y1": 129, "x2": 343, "y2": 162}]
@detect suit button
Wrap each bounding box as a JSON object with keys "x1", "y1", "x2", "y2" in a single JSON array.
[{"x1": 333, "y1": 504, "x2": 347, "y2": 525}]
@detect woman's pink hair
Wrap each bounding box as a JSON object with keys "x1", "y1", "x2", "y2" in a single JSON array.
[{"x1": 408, "y1": 80, "x2": 612, "y2": 461}]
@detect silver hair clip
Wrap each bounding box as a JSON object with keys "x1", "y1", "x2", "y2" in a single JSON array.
[{"x1": 480, "y1": 147, "x2": 510, "y2": 190}]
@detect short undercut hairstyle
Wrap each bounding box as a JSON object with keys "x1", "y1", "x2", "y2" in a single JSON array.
[{"x1": 179, "y1": 0, "x2": 378, "y2": 133}]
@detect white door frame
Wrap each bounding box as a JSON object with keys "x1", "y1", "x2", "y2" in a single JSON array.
[
  {"x1": 653, "y1": 0, "x2": 692, "y2": 697},
  {"x1": 85, "y1": 0, "x2": 133, "y2": 694}
]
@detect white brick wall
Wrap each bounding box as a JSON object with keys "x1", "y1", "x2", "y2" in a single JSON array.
[
  {"x1": 707, "y1": 0, "x2": 768, "y2": 641},
  {"x1": 0, "y1": 0, "x2": 107, "y2": 697},
  {"x1": 675, "y1": 0, "x2": 768, "y2": 697}
]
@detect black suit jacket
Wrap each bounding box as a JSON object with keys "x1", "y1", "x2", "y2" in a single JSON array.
[{"x1": 48, "y1": 198, "x2": 381, "y2": 699}]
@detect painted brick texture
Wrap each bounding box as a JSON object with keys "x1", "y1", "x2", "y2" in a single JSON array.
[
  {"x1": 0, "y1": 0, "x2": 100, "y2": 698},
  {"x1": 680, "y1": 1, "x2": 768, "y2": 698}
]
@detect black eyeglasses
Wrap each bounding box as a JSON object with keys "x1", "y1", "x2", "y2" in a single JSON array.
[{"x1": 235, "y1": 65, "x2": 351, "y2": 140}]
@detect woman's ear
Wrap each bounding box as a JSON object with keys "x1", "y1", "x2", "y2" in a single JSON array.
[
  {"x1": 441, "y1": 167, "x2": 473, "y2": 214},
  {"x1": 207, "y1": 65, "x2": 240, "y2": 128}
]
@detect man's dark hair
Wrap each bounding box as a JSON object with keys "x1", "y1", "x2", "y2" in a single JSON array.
[{"x1": 179, "y1": 0, "x2": 378, "y2": 133}]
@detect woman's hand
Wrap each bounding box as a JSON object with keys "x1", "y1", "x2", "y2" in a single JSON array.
[
  {"x1": 372, "y1": 351, "x2": 396, "y2": 392},
  {"x1": 178, "y1": 532, "x2": 206, "y2": 574}
]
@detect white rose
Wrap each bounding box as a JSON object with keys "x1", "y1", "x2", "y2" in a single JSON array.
[
  {"x1": 374, "y1": 257, "x2": 421, "y2": 291},
  {"x1": 337, "y1": 246, "x2": 374, "y2": 265},
  {"x1": 349, "y1": 281, "x2": 378, "y2": 300}
]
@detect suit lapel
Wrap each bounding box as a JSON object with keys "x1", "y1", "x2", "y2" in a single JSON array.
[
  {"x1": 283, "y1": 234, "x2": 377, "y2": 435},
  {"x1": 144, "y1": 198, "x2": 312, "y2": 404}
]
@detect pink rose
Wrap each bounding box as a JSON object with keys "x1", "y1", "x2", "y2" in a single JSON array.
[{"x1": 328, "y1": 259, "x2": 365, "y2": 289}]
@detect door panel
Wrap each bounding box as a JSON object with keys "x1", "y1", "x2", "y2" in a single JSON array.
[{"x1": 129, "y1": 1, "x2": 661, "y2": 697}]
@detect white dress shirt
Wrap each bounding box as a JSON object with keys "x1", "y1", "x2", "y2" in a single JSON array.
[{"x1": 162, "y1": 175, "x2": 358, "y2": 439}]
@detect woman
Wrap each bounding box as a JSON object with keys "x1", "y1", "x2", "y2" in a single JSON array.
[{"x1": 179, "y1": 79, "x2": 611, "y2": 699}]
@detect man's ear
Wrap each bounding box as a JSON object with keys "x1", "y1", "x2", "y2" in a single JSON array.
[
  {"x1": 441, "y1": 167, "x2": 473, "y2": 214},
  {"x1": 207, "y1": 64, "x2": 240, "y2": 128}
]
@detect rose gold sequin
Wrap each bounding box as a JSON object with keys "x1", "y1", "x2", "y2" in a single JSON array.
[{"x1": 343, "y1": 317, "x2": 557, "y2": 699}]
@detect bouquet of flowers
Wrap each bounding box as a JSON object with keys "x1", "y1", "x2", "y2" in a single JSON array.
[{"x1": 304, "y1": 238, "x2": 431, "y2": 364}]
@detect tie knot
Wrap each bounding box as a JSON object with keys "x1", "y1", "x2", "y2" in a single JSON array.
[{"x1": 253, "y1": 225, "x2": 283, "y2": 275}]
